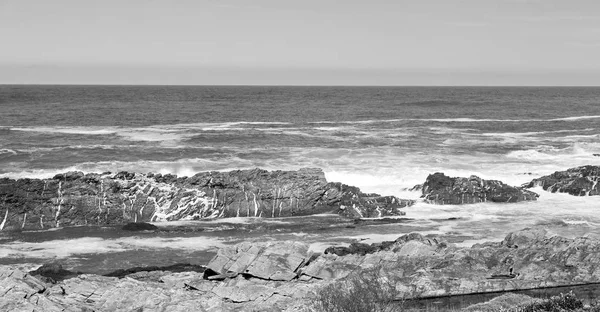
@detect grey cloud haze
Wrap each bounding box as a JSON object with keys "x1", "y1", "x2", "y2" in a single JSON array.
[{"x1": 1, "y1": 0, "x2": 599, "y2": 85}]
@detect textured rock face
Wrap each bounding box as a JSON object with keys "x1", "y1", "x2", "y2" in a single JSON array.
[
  {"x1": 420, "y1": 173, "x2": 539, "y2": 204},
  {"x1": 524, "y1": 165, "x2": 600, "y2": 196},
  {"x1": 4, "y1": 227, "x2": 600, "y2": 311},
  {"x1": 205, "y1": 241, "x2": 309, "y2": 281},
  {"x1": 0, "y1": 168, "x2": 413, "y2": 230},
  {"x1": 304, "y1": 227, "x2": 600, "y2": 298}
]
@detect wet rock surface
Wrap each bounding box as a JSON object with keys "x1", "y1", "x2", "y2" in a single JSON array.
[
  {"x1": 122, "y1": 222, "x2": 158, "y2": 231},
  {"x1": 524, "y1": 165, "x2": 600, "y2": 196},
  {"x1": 29, "y1": 263, "x2": 82, "y2": 283},
  {"x1": 413, "y1": 172, "x2": 539, "y2": 205},
  {"x1": 419, "y1": 172, "x2": 539, "y2": 204},
  {"x1": 0, "y1": 168, "x2": 413, "y2": 230}
]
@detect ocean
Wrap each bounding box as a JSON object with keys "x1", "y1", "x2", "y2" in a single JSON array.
[{"x1": 1, "y1": 85, "x2": 600, "y2": 272}]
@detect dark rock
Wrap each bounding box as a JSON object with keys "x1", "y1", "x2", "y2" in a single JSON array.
[
  {"x1": 524, "y1": 165, "x2": 600, "y2": 196},
  {"x1": 408, "y1": 184, "x2": 423, "y2": 192},
  {"x1": 594, "y1": 154, "x2": 600, "y2": 157},
  {"x1": 323, "y1": 182, "x2": 414, "y2": 218},
  {"x1": 122, "y1": 222, "x2": 158, "y2": 231},
  {"x1": 114, "y1": 171, "x2": 136, "y2": 180},
  {"x1": 353, "y1": 217, "x2": 411, "y2": 225},
  {"x1": 104, "y1": 263, "x2": 205, "y2": 278},
  {"x1": 52, "y1": 171, "x2": 84, "y2": 181},
  {"x1": 0, "y1": 168, "x2": 414, "y2": 229},
  {"x1": 325, "y1": 242, "x2": 380, "y2": 256},
  {"x1": 421, "y1": 173, "x2": 539, "y2": 205},
  {"x1": 30, "y1": 263, "x2": 81, "y2": 283}
]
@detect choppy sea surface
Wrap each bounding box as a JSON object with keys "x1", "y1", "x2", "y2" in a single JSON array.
[{"x1": 1, "y1": 85, "x2": 599, "y2": 273}]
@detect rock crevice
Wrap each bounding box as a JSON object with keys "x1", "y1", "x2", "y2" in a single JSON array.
[{"x1": 0, "y1": 168, "x2": 413, "y2": 230}]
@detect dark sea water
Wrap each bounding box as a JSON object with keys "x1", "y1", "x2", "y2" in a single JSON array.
[{"x1": 1, "y1": 85, "x2": 600, "y2": 274}]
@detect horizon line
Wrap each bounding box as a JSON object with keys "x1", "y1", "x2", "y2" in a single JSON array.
[{"x1": 3, "y1": 83, "x2": 600, "y2": 88}]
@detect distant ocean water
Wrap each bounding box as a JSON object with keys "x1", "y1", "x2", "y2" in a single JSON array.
[
  {"x1": 1, "y1": 85, "x2": 599, "y2": 190},
  {"x1": 1, "y1": 85, "x2": 600, "y2": 258}
]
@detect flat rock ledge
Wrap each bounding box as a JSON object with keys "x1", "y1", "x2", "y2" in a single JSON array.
[
  {"x1": 418, "y1": 172, "x2": 539, "y2": 205},
  {"x1": 4, "y1": 227, "x2": 600, "y2": 311},
  {"x1": 0, "y1": 168, "x2": 414, "y2": 230},
  {"x1": 524, "y1": 165, "x2": 600, "y2": 196}
]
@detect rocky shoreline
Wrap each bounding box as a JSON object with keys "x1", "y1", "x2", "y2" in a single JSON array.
[
  {"x1": 1, "y1": 165, "x2": 599, "y2": 311},
  {"x1": 3, "y1": 226, "x2": 600, "y2": 311},
  {"x1": 2, "y1": 165, "x2": 597, "y2": 231}
]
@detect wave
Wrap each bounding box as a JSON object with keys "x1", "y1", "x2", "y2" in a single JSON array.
[
  {"x1": 505, "y1": 142, "x2": 600, "y2": 161},
  {"x1": 10, "y1": 126, "x2": 118, "y2": 135},
  {"x1": 477, "y1": 128, "x2": 596, "y2": 137},
  {"x1": 0, "y1": 149, "x2": 17, "y2": 155},
  {"x1": 7, "y1": 114, "x2": 600, "y2": 136},
  {"x1": 0, "y1": 236, "x2": 224, "y2": 259},
  {"x1": 551, "y1": 115, "x2": 600, "y2": 121},
  {"x1": 310, "y1": 115, "x2": 600, "y2": 124}
]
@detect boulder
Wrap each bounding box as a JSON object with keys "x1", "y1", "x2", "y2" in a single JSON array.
[
  {"x1": 204, "y1": 241, "x2": 309, "y2": 281},
  {"x1": 0, "y1": 168, "x2": 414, "y2": 229},
  {"x1": 524, "y1": 165, "x2": 600, "y2": 196},
  {"x1": 420, "y1": 173, "x2": 539, "y2": 204}
]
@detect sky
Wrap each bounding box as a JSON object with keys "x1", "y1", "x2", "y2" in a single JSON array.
[{"x1": 1, "y1": 0, "x2": 599, "y2": 85}]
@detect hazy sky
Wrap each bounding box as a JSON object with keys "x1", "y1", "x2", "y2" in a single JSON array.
[{"x1": 1, "y1": 0, "x2": 599, "y2": 85}]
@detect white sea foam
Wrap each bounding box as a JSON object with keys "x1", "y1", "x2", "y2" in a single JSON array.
[
  {"x1": 477, "y1": 128, "x2": 596, "y2": 137},
  {"x1": 0, "y1": 149, "x2": 17, "y2": 155},
  {"x1": 11, "y1": 126, "x2": 118, "y2": 135},
  {"x1": 311, "y1": 115, "x2": 600, "y2": 124},
  {"x1": 551, "y1": 115, "x2": 600, "y2": 121},
  {"x1": 0, "y1": 236, "x2": 224, "y2": 259}
]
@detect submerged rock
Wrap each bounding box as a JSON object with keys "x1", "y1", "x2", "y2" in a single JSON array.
[
  {"x1": 0, "y1": 168, "x2": 414, "y2": 229},
  {"x1": 420, "y1": 172, "x2": 539, "y2": 204},
  {"x1": 122, "y1": 222, "x2": 158, "y2": 231},
  {"x1": 524, "y1": 165, "x2": 600, "y2": 196},
  {"x1": 29, "y1": 263, "x2": 81, "y2": 283}
]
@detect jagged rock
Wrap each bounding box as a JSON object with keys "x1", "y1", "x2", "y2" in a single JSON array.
[
  {"x1": 420, "y1": 172, "x2": 539, "y2": 204},
  {"x1": 122, "y1": 222, "x2": 158, "y2": 231},
  {"x1": 0, "y1": 266, "x2": 63, "y2": 312},
  {"x1": 5, "y1": 227, "x2": 600, "y2": 311},
  {"x1": 205, "y1": 241, "x2": 309, "y2": 281},
  {"x1": 524, "y1": 165, "x2": 600, "y2": 196},
  {"x1": 408, "y1": 184, "x2": 423, "y2": 192},
  {"x1": 325, "y1": 242, "x2": 383, "y2": 256},
  {"x1": 0, "y1": 168, "x2": 414, "y2": 229},
  {"x1": 302, "y1": 227, "x2": 600, "y2": 298}
]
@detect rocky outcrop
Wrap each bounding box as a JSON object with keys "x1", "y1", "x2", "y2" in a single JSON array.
[
  {"x1": 524, "y1": 165, "x2": 600, "y2": 196},
  {"x1": 204, "y1": 241, "x2": 309, "y2": 281},
  {"x1": 419, "y1": 173, "x2": 539, "y2": 204},
  {"x1": 5, "y1": 227, "x2": 600, "y2": 311},
  {"x1": 0, "y1": 168, "x2": 414, "y2": 230}
]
